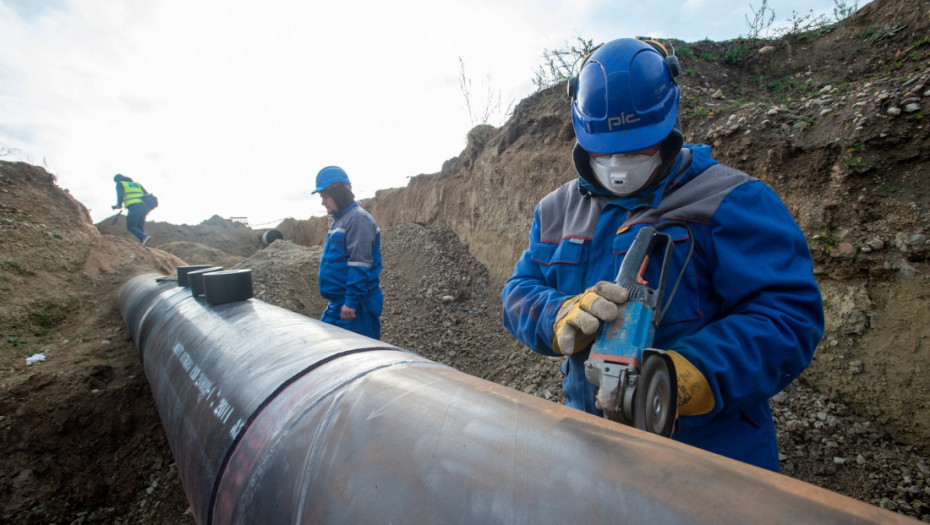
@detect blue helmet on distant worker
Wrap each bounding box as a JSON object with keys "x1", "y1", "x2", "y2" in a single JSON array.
[
  {"x1": 569, "y1": 38, "x2": 681, "y2": 154},
  {"x1": 312, "y1": 166, "x2": 351, "y2": 194}
]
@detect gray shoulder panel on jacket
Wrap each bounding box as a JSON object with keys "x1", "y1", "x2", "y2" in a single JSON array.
[
  {"x1": 537, "y1": 181, "x2": 608, "y2": 242},
  {"x1": 535, "y1": 163, "x2": 754, "y2": 240},
  {"x1": 633, "y1": 163, "x2": 755, "y2": 225}
]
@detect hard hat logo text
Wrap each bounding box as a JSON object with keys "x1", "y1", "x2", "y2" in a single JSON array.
[{"x1": 608, "y1": 113, "x2": 641, "y2": 130}]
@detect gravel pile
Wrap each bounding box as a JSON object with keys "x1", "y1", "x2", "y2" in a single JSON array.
[
  {"x1": 775, "y1": 382, "x2": 930, "y2": 519},
  {"x1": 379, "y1": 223, "x2": 560, "y2": 399},
  {"x1": 234, "y1": 240, "x2": 326, "y2": 318}
]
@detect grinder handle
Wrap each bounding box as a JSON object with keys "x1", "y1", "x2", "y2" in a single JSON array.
[{"x1": 615, "y1": 226, "x2": 674, "y2": 315}]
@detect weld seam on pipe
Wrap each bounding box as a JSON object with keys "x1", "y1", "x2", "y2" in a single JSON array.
[
  {"x1": 293, "y1": 389, "x2": 341, "y2": 524},
  {"x1": 205, "y1": 345, "x2": 404, "y2": 525},
  {"x1": 216, "y1": 355, "x2": 440, "y2": 524}
]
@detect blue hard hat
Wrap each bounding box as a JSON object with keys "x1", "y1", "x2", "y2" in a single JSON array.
[
  {"x1": 312, "y1": 166, "x2": 351, "y2": 194},
  {"x1": 570, "y1": 38, "x2": 680, "y2": 154}
]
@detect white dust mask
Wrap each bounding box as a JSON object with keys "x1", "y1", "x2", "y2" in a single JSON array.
[{"x1": 589, "y1": 151, "x2": 662, "y2": 197}]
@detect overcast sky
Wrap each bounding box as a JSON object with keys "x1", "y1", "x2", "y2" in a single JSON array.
[{"x1": 0, "y1": 0, "x2": 867, "y2": 226}]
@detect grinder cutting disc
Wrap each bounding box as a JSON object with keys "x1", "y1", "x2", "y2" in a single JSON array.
[{"x1": 634, "y1": 355, "x2": 677, "y2": 437}]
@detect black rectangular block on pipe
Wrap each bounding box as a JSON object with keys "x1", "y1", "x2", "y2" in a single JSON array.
[
  {"x1": 203, "y1": 269, "x2": 253, "y2": 305},
  {"x1": 187, "y1": 266, "x2": 223, "y2": 299},
  {"x1": 177, "y1": 265, "x2": 214, "y2": 287}
]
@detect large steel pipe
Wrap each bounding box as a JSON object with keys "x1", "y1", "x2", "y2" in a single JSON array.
[{"x1": 119, "y1": 273, "x2": 915, "y2": 525}]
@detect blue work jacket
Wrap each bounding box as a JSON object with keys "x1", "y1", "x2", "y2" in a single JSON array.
[
  {"x1": 319, "y1": 202, "x2": 383, "y2": 312},
  {"x1": 502, "y1": 144, "x2": 824, "y2": 470}
]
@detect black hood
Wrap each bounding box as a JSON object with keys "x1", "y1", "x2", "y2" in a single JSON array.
[{"x1": 325, "y1": 182, "x2": 355, "y2": 212}]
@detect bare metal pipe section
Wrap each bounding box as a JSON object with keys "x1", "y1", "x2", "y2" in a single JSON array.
[{"x1": 119, "y1": 273, "x2": 916, "y2": 525}]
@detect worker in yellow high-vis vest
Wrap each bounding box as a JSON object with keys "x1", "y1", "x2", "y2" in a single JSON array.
[{"x1": 111, "y1": 173, "x2": 152, "y2": 245}]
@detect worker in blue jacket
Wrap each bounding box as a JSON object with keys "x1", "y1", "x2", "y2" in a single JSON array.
[
  {"x1": 313, "y1": 166, "x2": 383, "y2": 339},
  {"x1": 501, "y1": 38, "x2": 824, "y2": 471}
]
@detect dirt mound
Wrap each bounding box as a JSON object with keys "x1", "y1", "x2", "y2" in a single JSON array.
[
  {"x1": 96, "y1": 213, "x2": 271, "y2": 258},
  {"x1": 0, "y1": 161, "x2": 190, "y2": 524},
  {"x1": 156, "y1": 240, "x2": 244, "y2": 269},
  {"x1": 232, "y1": 240, "x2": 326, "y2": 318},
  {"x1": 0, "y1": 162, "x2": 182, "y2": 367}
]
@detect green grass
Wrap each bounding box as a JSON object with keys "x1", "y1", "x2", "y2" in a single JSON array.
[
  {"x1": 843, "y1": 155, "x2": 865, "y2": 168},
  {"x1": 724, "y1": 47, "x2": 749, "y2": 64},
  {"x1": 5, "y1": 336, "x2": 28, "y2": 347},
  {"x1": 818, "y1": 232, "x2": 839, "y2": 254},
  {"x1": 30, "y1": 312, "x2": 63, "y2": 328},
  {"x1": 676, "y1": 44, "x2": 695, "y2": 60},
  {"x1": 794, "y1": 24, "x2": 835, "y2": 41},
  {"x1": 859, "y1": 23, "x2": 905, "y2": 40}
]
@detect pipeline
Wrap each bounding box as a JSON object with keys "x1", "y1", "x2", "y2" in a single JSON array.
[
  {"x1": 260, "y1": 228, "x2": 283, "y2": 246},
  {"x1": 119, "y1": 272, "x2": 915, "y2": 525}
]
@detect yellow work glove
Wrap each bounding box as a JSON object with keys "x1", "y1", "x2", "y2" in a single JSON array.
[
  {"x1": 667, "y1": 351, "x2": 715, "y2": 416},
  {"x1": 552, "y1": 282, "x2": 629, "y2": 355}
]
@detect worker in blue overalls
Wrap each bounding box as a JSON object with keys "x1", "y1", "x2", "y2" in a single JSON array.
[
  {"x1": 502, "y1": 38, "x2": 824, "y2": 471},
  {"x1": 313, "y1": 166, "x2": 383, "y2": 339}
]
